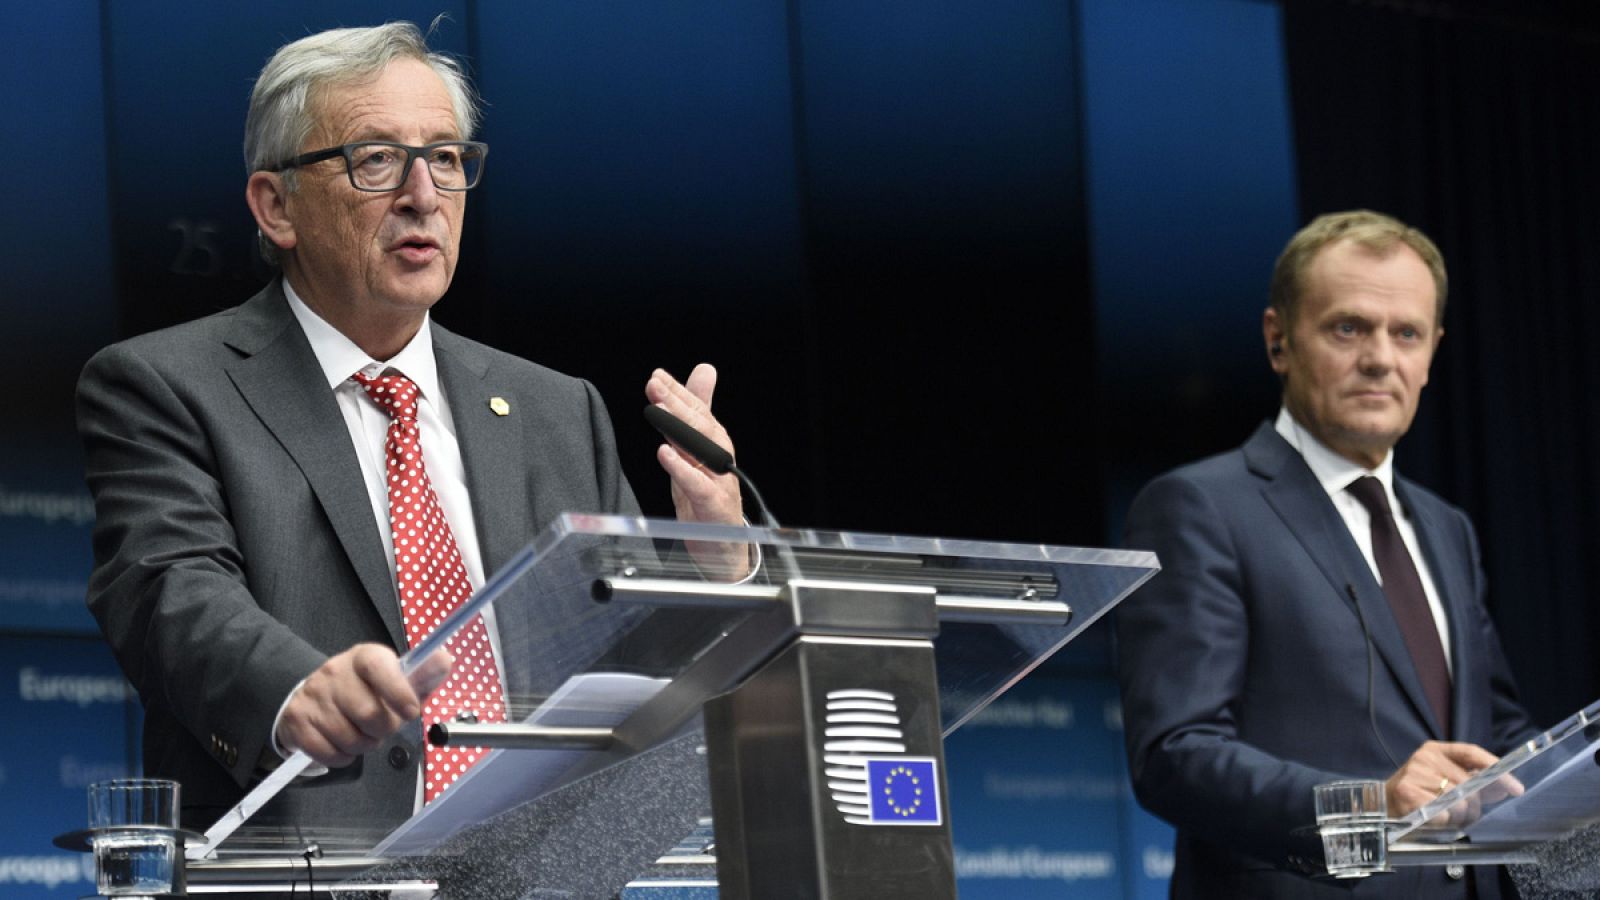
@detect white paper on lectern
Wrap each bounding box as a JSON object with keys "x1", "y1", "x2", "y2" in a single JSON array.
[
  {"x1": 372, "y1": 672, "x2": 670, "y2": 858},
  {"x1": 1464, "y1": 737, "x2": 1600, "y2": 842}
]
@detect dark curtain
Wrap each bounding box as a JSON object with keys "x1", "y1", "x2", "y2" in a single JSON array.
[{"x1": 1282, "y1": 0, "x2": 1600, "y2": 726}]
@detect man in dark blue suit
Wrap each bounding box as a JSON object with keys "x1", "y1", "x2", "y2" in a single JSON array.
[{"x1": 1116, "y1": 211, "x2": 1539, "y2": 899}]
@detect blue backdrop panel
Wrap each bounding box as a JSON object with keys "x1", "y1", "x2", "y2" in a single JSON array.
[
  {"x1": 1080, "y1": 0, "x2": 1301, "y2": 527},
  {"x1": 0, "y1": 485, "x2": 97, "y2": 633},
  {"x1": 1083, "y1": 0, "x2": 1298, "y2": 363},
  {"x1": 945, "y1": 674, "x2": 1126, "y2": 898},
  {"x1": 472, "y1": 0, "x2": 805, "y2": 308},
  {"x1": 465, "y1": 0, "x2": 813, "y2": 505},
  {"x1": 2, "y1": 4, "x2": 117, "y2": 365},
  {"x1": 795, "y1": 0, "x2": 1082, "y2": 268},
  {"x1": 0, "y1": 636, "x2": 138, "y2": 898},
  {"x1": 1, "y1": 4, "x2": 116, "y2": 634},
  {"x1": 1122, "y1": 794, "x2": 1178, "y2": 900},
  {"x1": 787, "y1": 0, "x2": 1098, "y2": 544}
]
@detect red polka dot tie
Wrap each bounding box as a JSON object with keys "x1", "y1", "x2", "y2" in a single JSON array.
[{"x1": 352, "y1": 371, "x2": 506, "y2": 803}]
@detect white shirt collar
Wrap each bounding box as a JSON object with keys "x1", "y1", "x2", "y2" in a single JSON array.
[
  {"x1": 282, "y1": 278, "x2": 441, "y2": 401},
  {"x1": 1274, "y1": 407, "x2": 1401, "y2": 508}
]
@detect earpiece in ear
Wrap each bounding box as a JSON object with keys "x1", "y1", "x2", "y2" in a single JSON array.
[{"x1": 1270, "y1": 343, "x2": 1283, "y2": 355}]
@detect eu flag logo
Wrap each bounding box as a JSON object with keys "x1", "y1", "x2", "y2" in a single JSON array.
[{"x1": 865, "y1": 757, "x2": 942, "y2": 825}]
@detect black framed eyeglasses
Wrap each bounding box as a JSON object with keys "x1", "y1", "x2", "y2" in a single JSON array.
[{"x1": 266, "y1": 141, "x2": 488, "y2": 192}]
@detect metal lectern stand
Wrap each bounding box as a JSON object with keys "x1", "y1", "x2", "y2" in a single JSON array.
[{"x1": 78, "y1": 515, "x2": 1158, "y2": 898}]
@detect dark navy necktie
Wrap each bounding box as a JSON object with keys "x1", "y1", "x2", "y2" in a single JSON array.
[{"x1": 1347, "y1": 475, "x2": 1452, "y2": 736}]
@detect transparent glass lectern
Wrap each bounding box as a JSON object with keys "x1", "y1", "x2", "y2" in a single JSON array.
[
  {"x1": 165, "y1": 514, "x2": 1159, "y2": 898},
  {"x1": 1383, "y1": 699, "x2": 1600, "y2": 897}
]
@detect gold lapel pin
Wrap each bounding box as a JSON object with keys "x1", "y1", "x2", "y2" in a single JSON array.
[{"x1": 489, "y1": 397, "x2": 510, "y2": 417}]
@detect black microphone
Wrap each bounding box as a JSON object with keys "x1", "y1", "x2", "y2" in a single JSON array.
[
  {"x1": 644, "y1": 404, "x2": 734, "y2": 475},
  {"x1": 643, "y1": 404, "x2": 780, "y2": 528}
]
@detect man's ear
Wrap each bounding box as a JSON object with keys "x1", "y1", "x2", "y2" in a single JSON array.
[
  {"x1": 246, "y1": 171, "x2": 297, "y2": 252},
  {"x1": 1263, "y1": 307, "x2": 1289, "y2": 375}
]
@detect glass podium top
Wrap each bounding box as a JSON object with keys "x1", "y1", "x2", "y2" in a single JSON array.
[
  {"x1": 1394, "y1": 698, "x2": 1600, "y2": 845},
  {"x1": 194, "y1": 514, "x2": 1158, "y2": 869}
]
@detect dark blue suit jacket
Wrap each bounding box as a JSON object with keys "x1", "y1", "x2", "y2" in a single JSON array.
[{"x1": 1116, "y1": 423, "x2": 1537, "y2": 899}]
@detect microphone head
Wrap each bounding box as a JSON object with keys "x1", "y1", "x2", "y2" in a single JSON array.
[{"x1": 643, "y1": 404, "x2": 735, "y2": 475}]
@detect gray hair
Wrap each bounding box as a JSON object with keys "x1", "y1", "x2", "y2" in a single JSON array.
[{"x1": 245, "y1": 21, "x2": 481, "y2": 263}]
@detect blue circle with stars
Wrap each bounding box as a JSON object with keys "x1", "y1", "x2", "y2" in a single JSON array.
[{"x1": 882, "y1": 765, "x2": 926, "y2": 817}]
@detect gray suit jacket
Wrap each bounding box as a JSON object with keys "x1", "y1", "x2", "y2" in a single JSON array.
[
  {"x1": 77, "y1": 280, "x2": 641, "y2": 831},
  {"x1": 1116, "y1": 423, "x2": 1537, "y2": 900}
]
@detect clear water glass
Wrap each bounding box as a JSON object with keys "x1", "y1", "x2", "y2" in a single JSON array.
[
  {"x1": 1314, "y1": 779, "x2": 1390, "y2": 878},
  {"x1": 87, "y1": 778, "x2": 180, "y2": 896}
]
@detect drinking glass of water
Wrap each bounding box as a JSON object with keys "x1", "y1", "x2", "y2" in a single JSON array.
[
  {"x1": 1313, "y1": 779, "x2": 1390, "y2": 878},
  {"x1": 87, "y1": 779, "x2": 180, "y2": 896}
]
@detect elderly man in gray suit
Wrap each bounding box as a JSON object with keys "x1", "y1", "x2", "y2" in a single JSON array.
[
  {"x1": 77, "y1": 22, "x2": 747, "y2": 832},
  {"x1": 1116, "y1": 211, "x2": 1539, "y2": 899}
]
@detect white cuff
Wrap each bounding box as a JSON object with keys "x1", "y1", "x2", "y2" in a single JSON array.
[{"x1": 270, "y1": 678, "x2": 331, "y2": 777}]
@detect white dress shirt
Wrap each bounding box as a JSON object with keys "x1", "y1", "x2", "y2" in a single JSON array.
[{"x1": 1275, "y1": 408, "x2": 1453, "y2": 672}]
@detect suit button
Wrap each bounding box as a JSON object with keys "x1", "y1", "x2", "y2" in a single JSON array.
[
  {"x1": 388, "y1": 746, "x2": 412, "y2": 769},
  {"x1": 1446, "y1": 864, "x2": 1465, "y2": 880}
]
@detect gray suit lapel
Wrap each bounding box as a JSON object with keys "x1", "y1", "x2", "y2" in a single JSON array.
[
  {"x1": 1245, "y1": 424, "x2": 1444, "y2": 738},
  {"x1": 434, "y1": 325, "x2": 530, "y2": 576},
  {"x1": 221, "y1": 283, "x2": 406, "y2": 649}
]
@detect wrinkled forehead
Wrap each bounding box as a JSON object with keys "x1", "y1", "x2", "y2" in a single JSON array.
[{"x1": 305, "y1": 59, "x2": 462, "y2": 145}]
